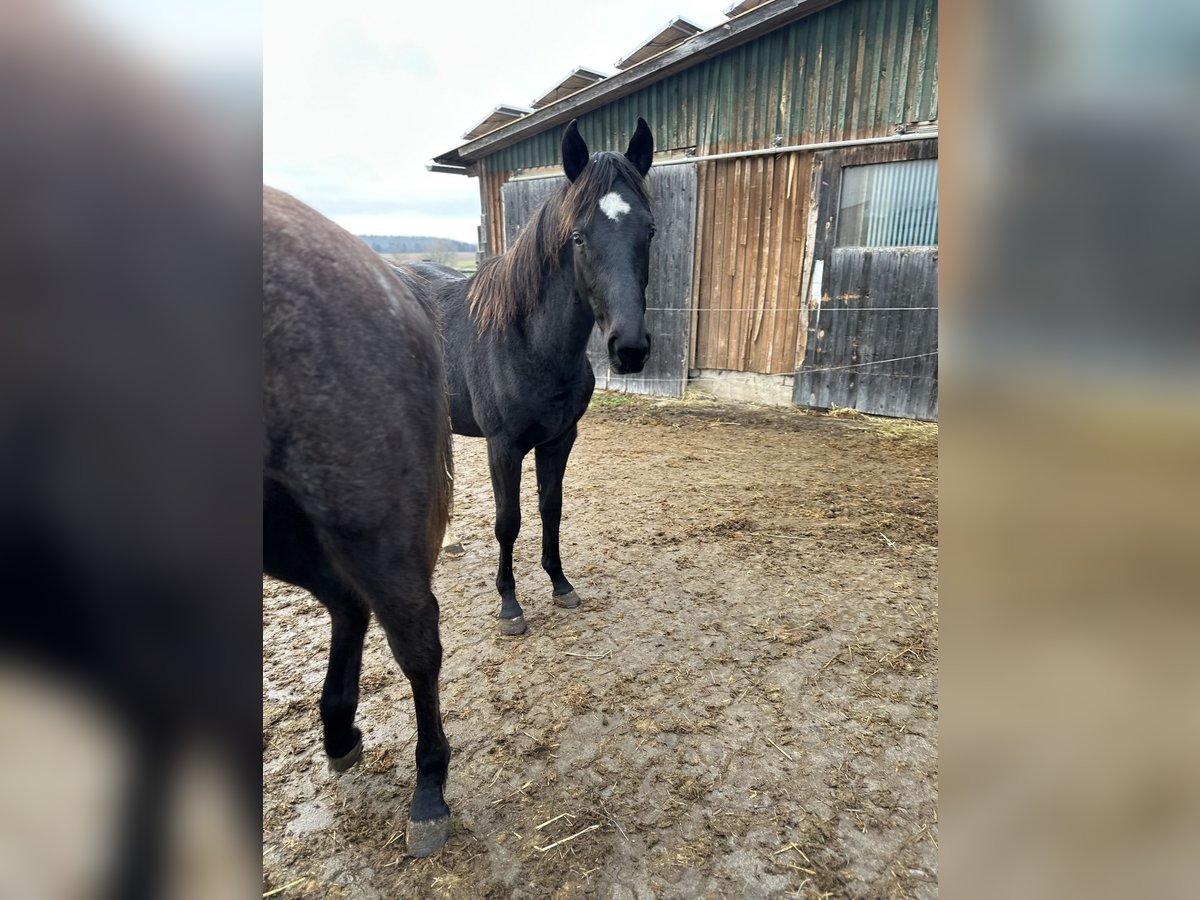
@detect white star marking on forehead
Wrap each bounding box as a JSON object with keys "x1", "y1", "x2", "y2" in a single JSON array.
[{"x1": 598, "y1": 191, "x2": 632, "y2": 221}]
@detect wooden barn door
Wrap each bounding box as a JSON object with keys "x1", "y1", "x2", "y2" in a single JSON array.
[
  {"x1": 501, "y1": 164, "x2": 697, "y2": 397},
  {"x1": 691, "y1": 152, "x2": 814, "y2": 375},
  {"x1": 794, "y1": 140, "x2": 939, "y2": 421}
]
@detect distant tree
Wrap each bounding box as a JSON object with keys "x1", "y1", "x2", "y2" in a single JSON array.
[{"x1": 427, "y1": 238, "x2": 456, "y2": 266}]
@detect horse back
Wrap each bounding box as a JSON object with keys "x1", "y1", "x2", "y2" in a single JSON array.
[{"x1": 391, "y1": 261, "x2": 487, "y2": 438}]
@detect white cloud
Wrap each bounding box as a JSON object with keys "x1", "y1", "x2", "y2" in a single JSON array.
[{"x1": 264, "y1": 0, "x2": 722, "y2": 244}]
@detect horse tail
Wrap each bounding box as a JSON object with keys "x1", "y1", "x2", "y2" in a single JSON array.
[
  {"x1": 427, "y1": 364, "x2": 454, "y2": 574},
  {"x1": 391, "y1": 261, "x2": 454, "y2": 570}
]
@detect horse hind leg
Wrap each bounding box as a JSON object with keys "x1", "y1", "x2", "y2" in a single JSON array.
[
  {"x1": 265, "y1": 485, "x2": 371, "y2": 771},
  {"x1": 373, "y1": 580, "x2": 451, "y2": 856},
  {"x1": 333, "y1": 531, "x2": 451, "y2": 857},
  {"x1": 535, "y1": 426, "x2": 581, "y2": 610},
  {"x1": 320, "y1": 587, "x2": 370, "y2": 770},
  {"x1": 380, "y1": 606, "x2": 450, "y2": 856}
]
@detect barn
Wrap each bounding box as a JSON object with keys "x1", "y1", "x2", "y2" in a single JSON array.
[{"x1": 432, "y1": 0, "x2": 938, "y2": 420}]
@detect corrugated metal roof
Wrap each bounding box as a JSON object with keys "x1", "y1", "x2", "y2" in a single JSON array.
[
  {"x1": 475, "y1": 0, "x2": 937, "y2": 171},
  {"x1": 530, "y1": 66, "x2": 609, "y2": 109},
  {"x1": 614, "y1": 16, "x2": 704, "y2": 71},
  {"x1": 433, "y1": 0, "x2": 846, "y2": 166},
  {"x1": 461, "y1": 104, "x2": 533, "y2": 140}
]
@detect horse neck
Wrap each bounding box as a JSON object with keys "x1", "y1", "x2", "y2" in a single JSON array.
[{"x1": 524, "y1": 245, "x2": 594, "y2": 361}]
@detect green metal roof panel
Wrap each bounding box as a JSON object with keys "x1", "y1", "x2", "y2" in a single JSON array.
[{"x1": 481, "y1": 0, "x2": 936, "y2": 174}]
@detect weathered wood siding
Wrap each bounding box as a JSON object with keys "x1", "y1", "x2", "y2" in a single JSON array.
[
  {"x1": 500, "y1": 175, "x2": 558, "y2": 244},
  {"x1": 500, "y1": 164, "x2": 698, "y2": 397},
  {"x1": 479, "y1": 167, "x2": 511, "y2": 263},
  {"x1": 794, "y1": 138, "x2": 938, "y2": 419},
  {"x1": 794, "y1": 247, "x2": 937, "y2": 419},
  {"x1": 691, "y1": 152, "x2": 813, "y2": 374}
]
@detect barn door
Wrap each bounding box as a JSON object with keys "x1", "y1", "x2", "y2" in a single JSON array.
[
  {"x1": 794, "y1": 142, "x2": 939, "y2": 420},
  {"x1": 501, "y1": 163, "x2": 697, "y2": 397}
]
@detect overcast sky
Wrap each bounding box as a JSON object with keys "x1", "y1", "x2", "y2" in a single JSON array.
[{"x1": 264, "y1": 0, "x2": 730, "y2": 243}]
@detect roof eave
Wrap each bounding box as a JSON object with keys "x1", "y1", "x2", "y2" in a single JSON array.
[
  {"x1": 613, "y1": 16, "x2": 704, "y2": 71},
  {"x1": 431, "y1": 0, "x2": 844, "y2": 168}
]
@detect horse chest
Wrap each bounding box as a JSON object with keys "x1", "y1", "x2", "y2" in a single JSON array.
[{"x1": 510, "y1": 388, "x2": 586, "y2": 451}]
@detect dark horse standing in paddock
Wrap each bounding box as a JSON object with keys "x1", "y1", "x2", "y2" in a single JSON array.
[
  {"x1": 263, "y1": 186, "x2": 454, "y2": 856},
  {"x1": 399, "y1": 118, "x2": 655, "y2": 635}
]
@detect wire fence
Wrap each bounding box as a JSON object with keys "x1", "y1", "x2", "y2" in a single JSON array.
[
  {"x1": 592, "y1": 350, "x2": 939, "y2": 385},
  {"x1": 645, "y1": 306, "x2": 938, "y2": 313}
]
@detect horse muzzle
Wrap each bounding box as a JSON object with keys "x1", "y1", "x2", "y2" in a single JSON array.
[{"x1": 606, "y1": 331, "x2": 651, "y2": 375}]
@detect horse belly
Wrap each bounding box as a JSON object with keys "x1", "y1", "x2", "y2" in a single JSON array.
[
  {"x1": 448, "y1": 396, "x2": 485, "y2": 438},
  {"x1": 451, "y1": 414, "x2": 485, "y2": 439}
]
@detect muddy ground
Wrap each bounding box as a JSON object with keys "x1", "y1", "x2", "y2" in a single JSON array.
[{"x1": 263, "y1": 394, "x2": 938, "y2": 899}]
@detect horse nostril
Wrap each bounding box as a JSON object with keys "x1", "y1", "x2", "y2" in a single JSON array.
[{"x1": 616, "y1": 346, "x2": 648, "y2": 373}]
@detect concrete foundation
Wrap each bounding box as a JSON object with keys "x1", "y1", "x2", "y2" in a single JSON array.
[{"x1": 687, "y1": 369, "x2": 795, "y2": 407}]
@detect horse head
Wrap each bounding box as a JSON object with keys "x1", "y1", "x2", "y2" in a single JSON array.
[{"x1": 561, "y1": 117, "x2": 655, "y2": 375}]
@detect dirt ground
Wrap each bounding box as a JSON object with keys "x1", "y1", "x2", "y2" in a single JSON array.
[{"x1": 263, "y1": 394, "x2": 938, "y2": 899}]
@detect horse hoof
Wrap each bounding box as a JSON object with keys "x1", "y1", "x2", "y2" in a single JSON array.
[
  {"x1": 406, "y1": 815, "x2": 450, "y2": 857},
  {"x1": 553, "y1": 590, "x2": 581, "y2": 609},
  {"x1": 498, "y1": 615, "x2": 527, "y2": 636},
  {"x1": 327, "y1": 735, "x2": 363, "y2": 773},
  {"x1": 442, "y1": 542, "x2": 465, "y2": 559}
]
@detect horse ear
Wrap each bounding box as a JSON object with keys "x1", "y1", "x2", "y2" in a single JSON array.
[
  {"x1": 561, "y1": 119, "x2": 588, "y2": 183},
  {"x1": 624, "y1": 117, "x2": 654, "y2": 177}
]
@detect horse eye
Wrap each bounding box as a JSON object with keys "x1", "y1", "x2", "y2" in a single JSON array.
[
  {"x1": 572, "y1": 232, "x2": 585, "y2": 246},
  {"x1": 648, "y1": 224, "x2": 657, "y2": 239}
]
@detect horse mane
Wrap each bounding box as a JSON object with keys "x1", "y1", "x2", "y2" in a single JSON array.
[{"x1": 468, "y1": 152, "x2": 651, "y2": 332}]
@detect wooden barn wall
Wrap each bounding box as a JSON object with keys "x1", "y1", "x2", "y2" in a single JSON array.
[
  {"x1": 691, "y1": 152, "x2": 813, "y2": 374},
  {"x1": 794, "y1": 138, "x2": 938, "y2": 419},
  {"x1": 796, "y1": 247, "x2": 938, "y2": 419},
  {"x1": 478, "y1": 167, "x2": 511, "y2": 262},
  {"x1": 480, "y1": 0, "x2": 937, "y2": 180}
]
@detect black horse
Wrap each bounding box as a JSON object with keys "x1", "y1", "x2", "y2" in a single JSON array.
[
  {"x1": 263, "y1": 186, "x2": 455, "y2": 856},
  {"x1": 399, "y1": 118, "x2": 655, "y2": 635}
]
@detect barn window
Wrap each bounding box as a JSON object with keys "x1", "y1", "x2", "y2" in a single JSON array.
[{"x1": 836, "y1": 158, "x2": 938, "y2": 248}]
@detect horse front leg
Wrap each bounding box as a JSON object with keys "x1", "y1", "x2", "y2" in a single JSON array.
[
  {"x1": 535, "y1": 424, "x2": 580, "y2": 609},
  {"x1": 487, "y1": 438, "x2": 526, "y2": 635}
]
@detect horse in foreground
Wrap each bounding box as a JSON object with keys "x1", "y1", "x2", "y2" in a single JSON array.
[
  {"x1": 263, "y1": 186, "x2": 454, "y2": 856},
  {"x1": 400, "y1": 117, "x2": 656, "y2": 635}
]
